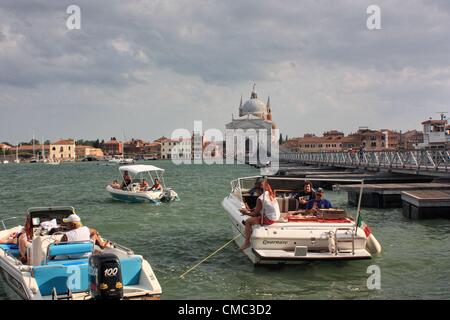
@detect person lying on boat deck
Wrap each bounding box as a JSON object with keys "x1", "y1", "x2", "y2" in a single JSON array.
[
  {"x1": 149, "y1": 178, "x2": 162, "y2": 191},
  {"x1": 110, "y1": 180, "x2": 121, "y2": 189},
  {"x1": 305, "y1": 188, "x2": 332, "y2": 213},
  {"x1": 140, "y1": 179, "x2": 150, "y2": 191},
  {"x1": 245, "y1": 177, "x2": 264, "y2": 209},
  {"x1": 121, "y1": 170, "x2": 132, "y2": 189},
  {"x1": 239, "y1": 181, "x2": 281, "y2": 251},
  {"x1": 295, "y1": 180, "x2": 316, "y2": 209},
  {"x1": 0, "y1": 216, "x2": 33, "y2": 264},
  {"x1": 60, "y1": 214, "x2": 111, "y2": 250}
]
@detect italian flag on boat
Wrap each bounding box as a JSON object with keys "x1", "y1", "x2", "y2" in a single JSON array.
[{"x1": 357, "y1": 212, "x2": 372, "y2": 238}]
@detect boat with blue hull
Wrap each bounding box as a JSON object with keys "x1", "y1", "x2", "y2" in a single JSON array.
[
  {"x1": 106, "y1": 165, "x2": 179, "y2": 204},
  {"x1": 0, "y1": 206, "x2": 162, "y2": 300}
]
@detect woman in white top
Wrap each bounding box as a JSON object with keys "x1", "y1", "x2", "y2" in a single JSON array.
[{"x1": 239, "y1": 181, "x2": 280, "y2": 250}]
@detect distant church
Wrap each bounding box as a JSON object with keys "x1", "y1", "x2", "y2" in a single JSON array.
[{"x1": 225, "y1": 85, "x2": 277, "y2": 161}]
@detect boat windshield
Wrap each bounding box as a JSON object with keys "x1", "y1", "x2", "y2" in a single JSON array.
[{"x1": 26, "y1": 206, "x2": 76, "y2": 238}]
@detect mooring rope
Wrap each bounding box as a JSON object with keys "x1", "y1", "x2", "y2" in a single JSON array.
[{"x1": 179, "y1": 234, "x2": 242, "y2": 279}]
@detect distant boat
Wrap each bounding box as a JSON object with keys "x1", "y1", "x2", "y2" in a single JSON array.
[
  {"x1": 109, "y1": 155, "x2": 135, "y2": 165},
  {"x1": 2, "y1": 147, "x2": 8, "y2": 164},
  {"x1": 14, "y1": 144, "x2": 20, "y2": 163},
  {"x1": 106, "y1": 165, "x2": 179, "y2": 203},
  {"x1": 46, "y1": 158, "x2": 60, "y2": 165}
]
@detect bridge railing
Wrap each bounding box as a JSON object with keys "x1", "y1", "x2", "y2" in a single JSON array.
[{"x1": 280, "y1": 149, "x2": 450, "y2": 173}]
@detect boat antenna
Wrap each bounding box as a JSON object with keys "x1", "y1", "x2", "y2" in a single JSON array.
[{"x1": 355, "y1": 180, "x2": 365, "y2": 233}]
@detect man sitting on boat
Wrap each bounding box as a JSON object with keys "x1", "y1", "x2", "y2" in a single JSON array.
[
  {"x1": 110, "y1": 180, "x2": 121, "y2": 189},
  {"x1": 305, "y1": 188, "x2": 332, "y2": 213},
  {"x1": 60, "y1": 214, "x2": 110, "y2": 250},
  {"x1": 121, "y1": 171, "x2": 132, "y2": 190},
  {"x1": 296, "y1": 180, "x2": 316, "y2": 209},
  {"x1": 140, "y1": 179, "x2": 150, "y2": 191},
  {"x1": 239, "y1": 181, "x2": 281, "y2": 250},
  {"x1": 149, "y1": 178, "x2": 163, "y2": 191}
]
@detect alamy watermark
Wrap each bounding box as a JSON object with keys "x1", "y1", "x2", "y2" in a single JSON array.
[
  {"x1": 169, "y1": 121, "x2": 279, "y2": 175},
  {"x1": 366, "y1": 265, "x2": 381, "y2": 290},
  {"x1": 66, "y1": 5, "x2": 81, "y2": 30},
  {"x1": 367, "y1": 5, "x2": 381, "y2": 30}
]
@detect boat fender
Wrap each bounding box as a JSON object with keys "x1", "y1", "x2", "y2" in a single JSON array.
[
  {"x1": 366, "y1": 234, "x2": 382, "y2": 255},
  {"x1": 328, "y1": 231, "x2": 336, "y2": 254}
]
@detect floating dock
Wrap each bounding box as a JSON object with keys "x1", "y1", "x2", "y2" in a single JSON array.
[
  {"x1": 402, "y1": 191, "x2": 450, "y2": 219},
  {"x1": 341, "y1": 183, "x2": 450, "y2": 208}
]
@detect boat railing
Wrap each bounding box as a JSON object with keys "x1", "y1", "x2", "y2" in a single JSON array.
[
  {"x1": 1, "y1": 216, "x2": 20, "y2": 230},
  {"x1": 109, "y1": 240, "x2": 134, "y2": 255}
]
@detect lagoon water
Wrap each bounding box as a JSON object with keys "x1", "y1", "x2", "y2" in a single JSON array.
[{"x1": 0, "y1": 161, "x2": 449, "y2": 300}]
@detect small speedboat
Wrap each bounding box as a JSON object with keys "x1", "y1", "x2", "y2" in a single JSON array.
[
  {"x1": 0, "y1": 206, "x2": 162, "y2": 300},
  {"x1": 109, "y1": 156, "x2": 135, "y2": 165},
  {"x1": 106, "y1": 165, "x2": 179, "y2": 203},
  {"x1": 222, "y1": 176, "x2": 382, "y2": 264},
  {"x1": 45, "y1": 159, "x2": 60, "y2": 165}
]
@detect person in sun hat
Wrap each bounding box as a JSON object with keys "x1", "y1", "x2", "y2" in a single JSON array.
[{"x1": 60, "y1": 213, "x2": 111, "y2": 249}]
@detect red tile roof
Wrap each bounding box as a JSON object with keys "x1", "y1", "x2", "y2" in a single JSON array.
[{"x1": 52, "y1": 139, "x2": 75, "y2": 145}]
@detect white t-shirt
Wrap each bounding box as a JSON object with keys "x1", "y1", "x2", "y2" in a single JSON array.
[
  {"x1": 64, "y1": 226, "x2": 91, "y2": 242},
  {"x1": 258, "y1": 191, "x2": 281, "y2": 222}
]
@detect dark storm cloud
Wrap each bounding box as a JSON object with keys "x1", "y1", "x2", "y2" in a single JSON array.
[{"x1": 0, "y1": 0, "x2": 449, "y2": 141}]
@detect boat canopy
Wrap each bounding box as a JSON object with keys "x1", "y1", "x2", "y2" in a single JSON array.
[{"x1": 119, "y1": 164, "x2": 165, "y2": 175}]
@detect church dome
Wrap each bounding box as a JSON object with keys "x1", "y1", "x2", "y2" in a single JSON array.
[
  {"x1": 242, "y1": 98, "x2": 266, "y2": 115},
  {"x1": 239, "y1": 85, "x2": 268, "y2": 117}
]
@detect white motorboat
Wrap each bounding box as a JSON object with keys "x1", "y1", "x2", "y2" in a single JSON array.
[
  {"x1": 46, "y1": 158, "x2": 60, "y2": 165},
  {"x1": 14, "y1": 144, "x2": 20, "y2": 164},
  {"x1": 109, "y1": 156, "x2": 135, "y2": 165},
  {"x1": 0, "y1": 206, "x2": 162, "y2": 300},
  {"x1": 106, "y1": 165, "x2": 179, "y2": 203},
  {"x1": 222, "y1": 176, "x2": 382, "y2": 264}
]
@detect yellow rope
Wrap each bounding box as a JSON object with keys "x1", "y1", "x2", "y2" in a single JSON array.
[{"x1": 179, "y1": 234, "x2": 242, "y2": 279}]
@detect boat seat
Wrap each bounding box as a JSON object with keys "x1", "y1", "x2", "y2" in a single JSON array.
[
  {"x1": 0, "y1": 243, "x2": 20, "y2": 257},
  {"x1": 276, "y1": 197, "x2": 298, "y2": 213},
  {"x1": 120, "y1": 256, "x2": 142, "y2": 286},
  {"x1": 44, "y1": 258, "x2": 89, "y2": 266},
  {"x1": 45, "y1": 241, "x2": 94, "y2": 262}
]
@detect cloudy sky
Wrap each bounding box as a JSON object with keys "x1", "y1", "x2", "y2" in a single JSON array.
[{"x1": 1, "y1": 0, "x2": 449, "y2": 143}]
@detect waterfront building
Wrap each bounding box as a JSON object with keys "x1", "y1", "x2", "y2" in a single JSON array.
[
  {"x1": 142, "y1": 142, "x2": 162, "y2": 159},
  {"x1": 49, "y1": 139, "x2": 76, "y2": 161},
  {"x1": 75, "y1": 145, "x2": 104, "y2": 159},
  {"x1": 225, "y1": 85, "x2": 277, "y2": 160},
  {"x1": 102, "y1": 138, "x2": 123, "y2": 156},
  {"x1": 401, "y1": 130, "x2": 424, "y2": 150},
  {"x1": 161, "y1": 138, "x2": 180, "y2": 160},
  {"x1": 418, "y1": 116, "x2": 450, "y2": 149},
  {"x1": 284, "y1": 128, "x2": 407, "y2": 152},
  {"x1": 0, "y1": 143, "x2": 12, "y2": 151}
]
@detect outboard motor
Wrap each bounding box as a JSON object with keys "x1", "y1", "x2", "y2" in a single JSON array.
[
  {"x1": 161, "y1": 188, "x2": 173, "y2": 202},
  {"x1": 89, "y1": 253, "x2": 123, "y2": 300}
]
